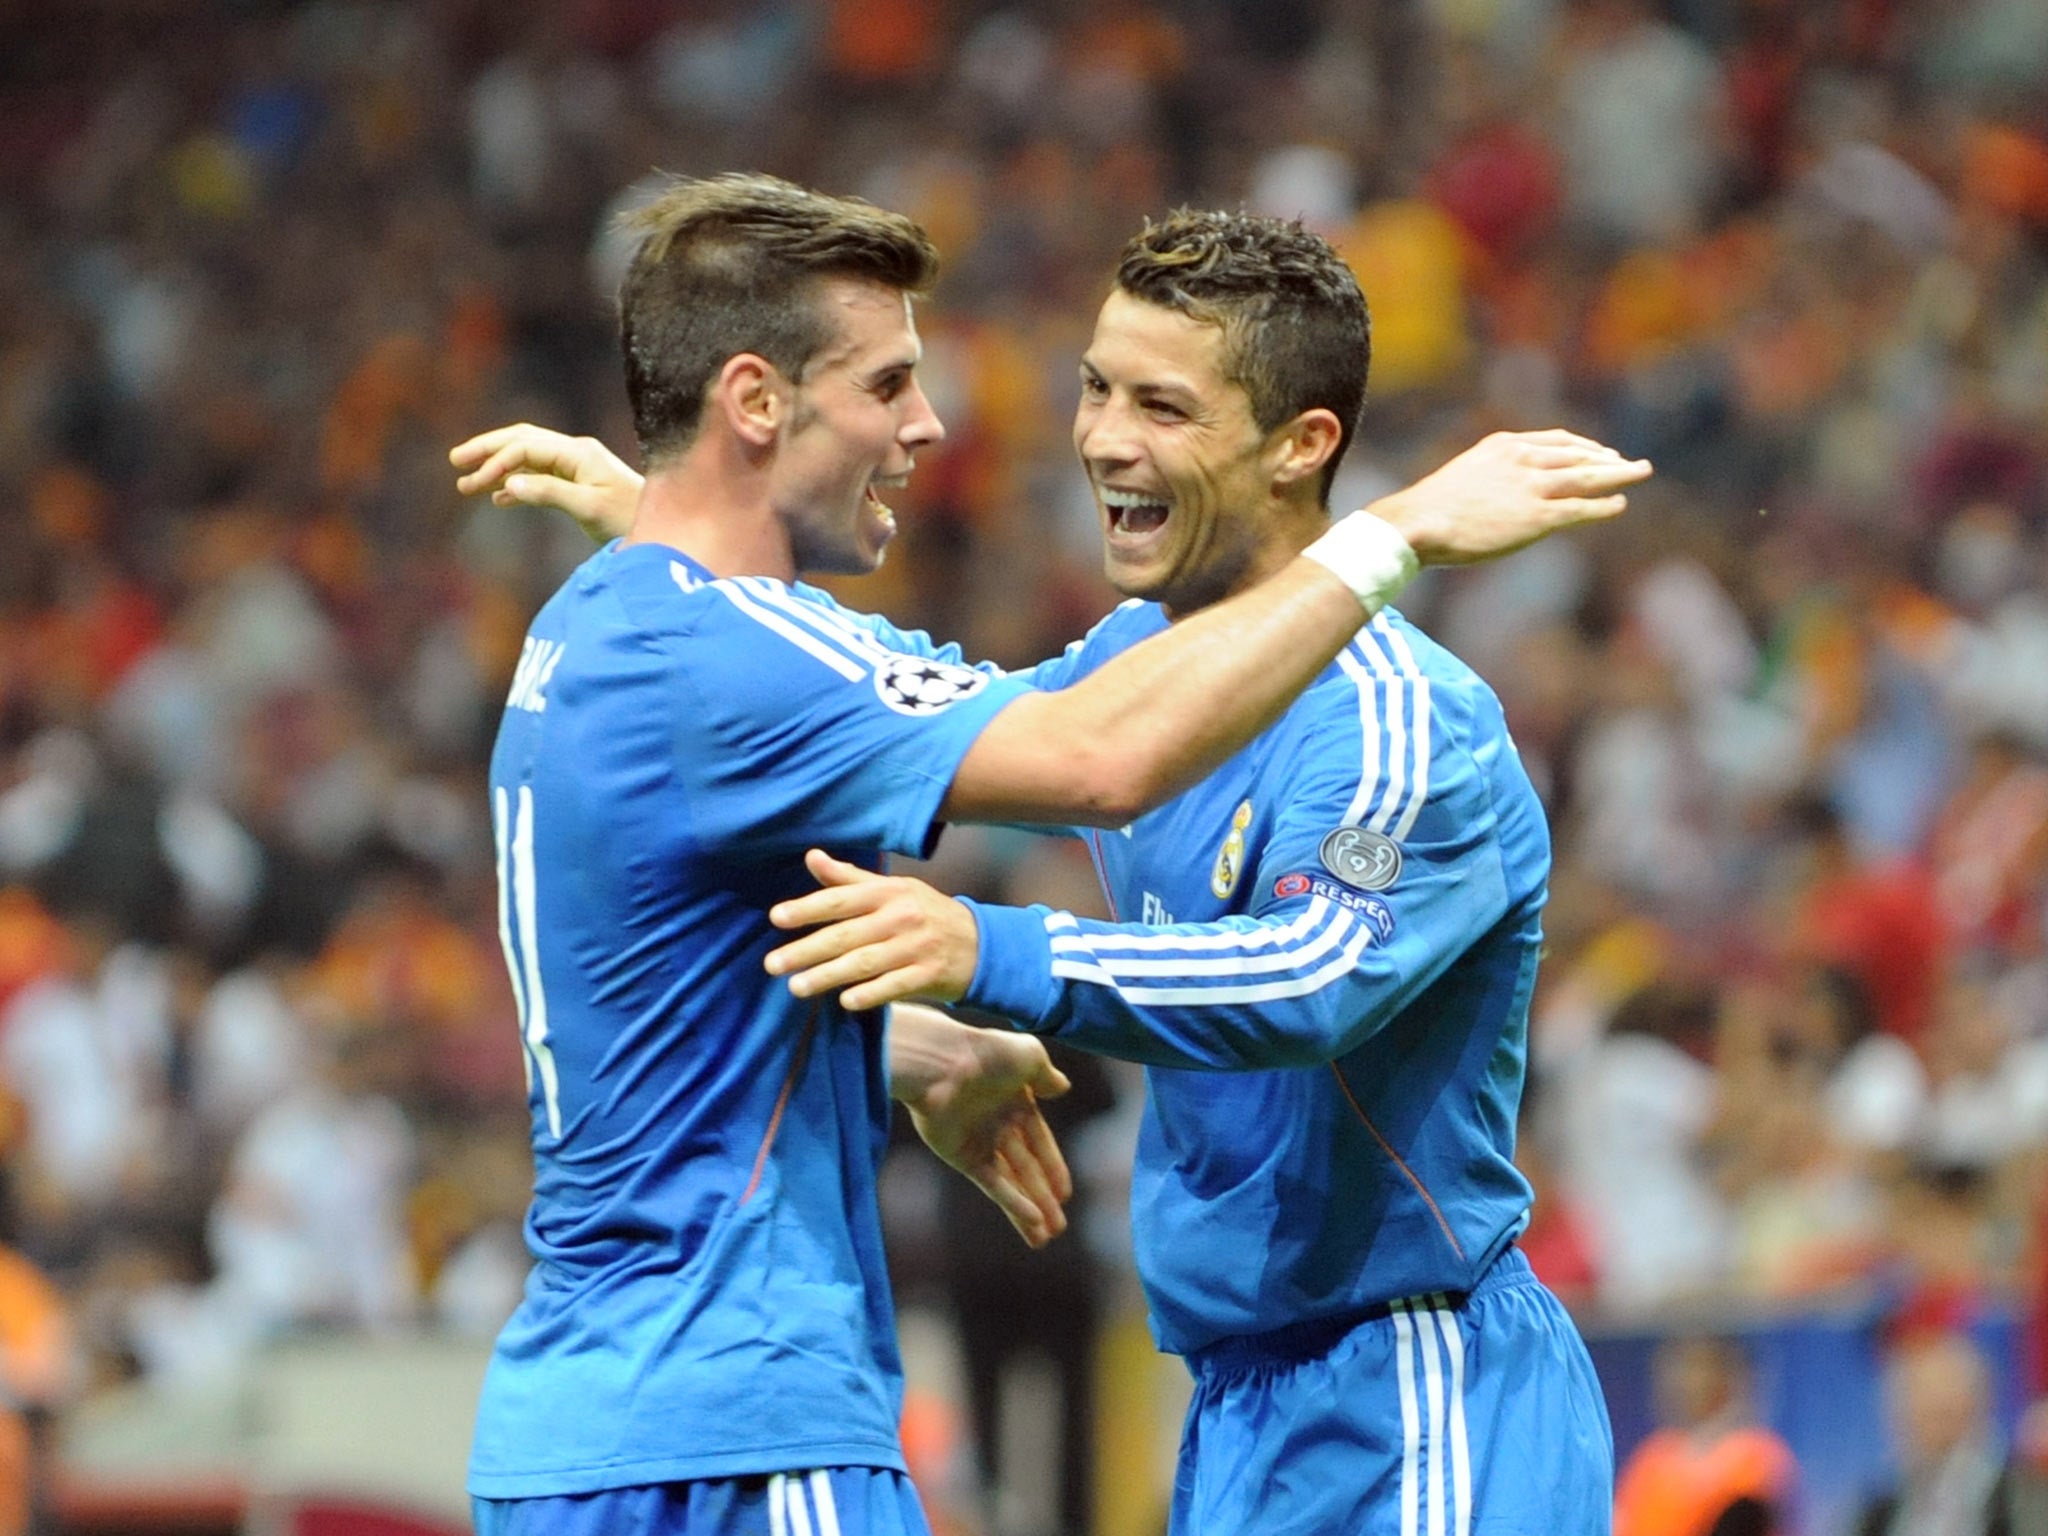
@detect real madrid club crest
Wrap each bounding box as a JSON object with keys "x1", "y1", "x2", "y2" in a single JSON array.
[{"x1": 1210, "y1": 800, "x2": 1254, "y2": 899}]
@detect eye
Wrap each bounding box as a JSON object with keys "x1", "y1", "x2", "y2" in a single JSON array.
[
  {"x1": 1079, "y1": 372, "x2": 1108, "y2": 399},
  {"x1": 1144, "y1": 398, "x2": 1186, "y2": 421},
  {"x1": 874, "y1": 371, "x2": 910, "y2": 401}
]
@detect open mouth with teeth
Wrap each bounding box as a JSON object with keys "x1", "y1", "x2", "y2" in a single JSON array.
[
  {"x1": 1101, "y1": 488, "x2": 1170, "y2": 540},
  {"x1": 865, "y1": 475, "x2": 908, "y2": 526}
]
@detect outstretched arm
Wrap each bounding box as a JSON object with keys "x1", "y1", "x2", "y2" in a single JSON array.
[
  {"x1": 455, "y1": 422, "x2": 1651, "y2": 831},
  {"x1": 942, "y1": 430, "x2": 1648, "y2": 826},
  {"x1": 888, "y1": 1002, "x2": 1074, "y2": 1247},
  {"x1": 774, "y1": 658, "x2": 1526, "y2": 1073}
]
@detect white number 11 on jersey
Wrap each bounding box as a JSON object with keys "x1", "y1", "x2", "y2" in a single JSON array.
[{"x1": 495, "y1": 785, "x2": 563, "y2": 1138}]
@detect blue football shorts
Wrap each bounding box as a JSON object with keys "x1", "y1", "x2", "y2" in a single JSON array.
[
  {"x1": 472, "y1": 1466, "x2": 930, "y2": 1536},
  {"x1": 1171, "y1": 1247, "x2": 1613, "y2": 1535}
]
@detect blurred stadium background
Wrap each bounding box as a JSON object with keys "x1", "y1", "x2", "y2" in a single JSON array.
[{"x1": 3, "y1": 0, "x2": 2048, "y2": 1532}]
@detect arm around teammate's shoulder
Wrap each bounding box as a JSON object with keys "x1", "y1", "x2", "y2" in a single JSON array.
[{"x1": 942, "y1": 430, "x2": 1647, "y2": 829}]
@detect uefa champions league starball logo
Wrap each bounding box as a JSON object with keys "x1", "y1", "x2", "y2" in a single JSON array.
[{"x1": 875, "y1": 656, "x2": 992, "y2": 716}]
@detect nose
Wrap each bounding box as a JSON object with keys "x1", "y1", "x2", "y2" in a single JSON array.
[
  {"x1": 1075, "y1": 393, "x2": 1135, "y2": 470},
  {"x1": 901, "y1": 379, "x2": 945, "y2": 449}
]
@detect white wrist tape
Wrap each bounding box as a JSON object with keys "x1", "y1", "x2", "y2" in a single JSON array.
[{"x1": 1302, "y1": 511, "x2": 1421, "y2": 614}]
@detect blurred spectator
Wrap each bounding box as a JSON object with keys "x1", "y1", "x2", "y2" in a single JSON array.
[
  {"x1": 1552, "y1": 0, "x2": 1729, "y2": 245},
  {"x1": 1555, "y1": 980, "x2": 1731, "y2": 1309},
  {"x1": 1613, "y1": 1335, "x2": 1798, "y2": 1536},
  {"x1": 1708, "y1": 979, "x2": 1886, "y2": 1298},
  {"x1": 1514, "y1": 1084, "x2": 1602, "y2": 1307},
  {"x1": 1855, "y1": 1330, "x2": 2023, "y2": 1536},
  {"x1": 1777, "y1": 794, "x2": 1949, "y2": 1049}
]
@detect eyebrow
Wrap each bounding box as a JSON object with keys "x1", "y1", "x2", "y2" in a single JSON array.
[
  {"x1": 1082, "y1": 359, "x2": 1199, "y2": 404},
  {"x1": 862, "y1": 351, "x2": 920, "y2": 381}
]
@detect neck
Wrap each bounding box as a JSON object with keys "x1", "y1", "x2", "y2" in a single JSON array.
[
  {"x1": 1163, "y1": 496, "x2": 1332, "y2": 622},
  {"x1": 624, "y1": 431, "x2": 794, "y2": 582}
]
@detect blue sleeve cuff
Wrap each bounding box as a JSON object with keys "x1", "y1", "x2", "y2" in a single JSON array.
[{"x1": 955, "y1": 897, "x2": 1063, "y2": 1031}]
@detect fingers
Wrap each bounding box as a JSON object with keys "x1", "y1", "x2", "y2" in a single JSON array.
[
  {"x1": 1030, "y1": 1058, "x2": 1072, "y2": 1101},
  {"x1": 843, "y1": 966, "x2": 939, "y2": 1011},
  {"x1": 780, "y1": 940, "x2": 908, "y2": 999},
  {"x1": 451, "y1": 425, "x2": 576, "y2": 491},
  {"x1": 769, "y1": 880, "x2": 891, "y2": 932},
  {"x1": 804, "y1": 847, "x2": 875, "y2": 888},
  {"x1": 994, "y1": 1115, "x2": 1070, "y2": 1245},
  {"x1": 1540, "y1": 465, "x2": 1651, "y2": 502},
  {"x1": 976, "y1": 1163, "x2": 1051, "y2": 1247},
  {"x1": 487, "y1": 475, "x2": 600, "y2": 521},
  {"x1": 449, "y1": 423, "x2": 534, "y2": 470},
  {"x1": 1518, "y1": 443, "x2": 1636, "y2": 471},
  {"x1": 1016, "y1": 1100, "x2": 1074, "y2": 1203},
  {"x1": 764, "y1": 910, "x2": 893, "y2": 975},
  {"x1": 1507, "y1": 428, "x2": 1622, "y2": 455},
  {"x1": 1525, "y1": 494, "x2": 1631, "y2": 534}
]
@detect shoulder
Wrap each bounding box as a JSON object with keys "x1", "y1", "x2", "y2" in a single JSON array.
[
  {"x1": 1354, "y1": 610, "x2": 1493, "y2": 712},
  {"x1": 599, "y1": 560, "x2": 898, "y2": 687},
  {"x1": 1021, "y1": 599, "x2": 1164, "y2": 692},
  {"x1": 1069, "y1": 598, "x2": 1165, "y2": 665}
]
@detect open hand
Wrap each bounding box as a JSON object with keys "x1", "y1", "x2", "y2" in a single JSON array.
[
  {"x1": 766, "y1": 849, "x2": 980, "y2": 1011},
  {"x1": 891, "y1": 1004, "x2": 1073, "y2": 1249},
  {"x1": 450, "y1": 423, "x2": 643, "y2": 542},
  {"x1": 1369, "y1": 429, "x2": 1651, "y2": 566}
]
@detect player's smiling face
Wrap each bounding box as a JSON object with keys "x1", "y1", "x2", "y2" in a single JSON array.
[
  {"x1": 773, "y1": 278, "x2": 944, "y2": 576},
  {"x1": 1074, "y1": 290, "x2": 1295, "y2": 616}
]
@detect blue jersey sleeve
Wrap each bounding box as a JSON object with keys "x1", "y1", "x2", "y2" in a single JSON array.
[
  {"x1": 672, "y1": 574, "x2": 1032, "y2": 858},
  {"x1": 1006, "y1": 600, "x2": 1159, "y2": 694},
  {"x1": 958, "y1": 661, "x2": 1524, "y2": 1069}
]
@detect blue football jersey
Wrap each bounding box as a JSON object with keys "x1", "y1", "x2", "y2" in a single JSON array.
[
  {"x1": 963, "y1": 602, "x2": 1545, "y2": 1356},
  {"x1": 471, "y1": 540, "x2": 1030, "y2": 1497}
]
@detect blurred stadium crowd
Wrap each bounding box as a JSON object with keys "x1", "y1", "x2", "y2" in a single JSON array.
[{"x1": 4, "y1": 0, "x2": 2048, "y2": 1527}]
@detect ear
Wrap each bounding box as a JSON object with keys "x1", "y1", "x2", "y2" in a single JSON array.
[
  {"x1": 712, "y1": 354, "x2": 787, "y2": 448},
  {"x1": 1266, "y1": 408, "x2": 1344, "y2": 492}
]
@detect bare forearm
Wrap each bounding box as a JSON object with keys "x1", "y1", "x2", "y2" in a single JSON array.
[{"x1": 945, "y1": 559, "x2": 1364, "y2": 825}]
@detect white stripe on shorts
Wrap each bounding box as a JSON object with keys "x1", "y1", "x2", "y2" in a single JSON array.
[
  {"x1": 768, "y1": 1474, "x2": 788, "y2": 1536},
  {"x1": 1415, "y1": 1301, "x2": 1447, "y2": 1536},
  {"x1": 808, "y1": 1470, "x2": 843, "y2": 1536},
  {"x1": 783, "y1": 1474, "x2": 816, "y2": 1536},
  {"x1": 1394, "y1": 1295, "x2": 1475, "y2": 1536},
  {"x1": 1392, "y1": 1304, "x2": 1422, "y2": 1536},
  {"x1": 1429, "y1": 1298, "x2": 1473, "y2": 1536}
]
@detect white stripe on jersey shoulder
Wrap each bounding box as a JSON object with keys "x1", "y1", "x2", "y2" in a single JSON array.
[
  {"x1": 1334, "y1": 647, "x2": 1387, "y2": 827},
  {"x1": 669, "y1": 565, "x2": 899, "y2": 679},
  {"x1": 1349, "y1": 633, "x2": 1411, "y2": 837},
  {"x1": 1370, "y1": 617, "x2": 1435, "y2": 841},
  {"x1": 735, "y1": 577, "x2": 901, "y2": 666},
  {"x1": 1346, "y1": 618, "x2": 1434, "y2": 840},
  {"x1": 708, "y1": 580, "x2": 868, "y2": 681}
]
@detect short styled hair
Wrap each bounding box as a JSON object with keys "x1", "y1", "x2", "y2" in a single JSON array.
[
  {"x1": 617, "y1": 173, "x2": 940, "y2": 464},
  {"x1": 1114, "y1": 211, "x2": 1371, "y2": 501}
]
